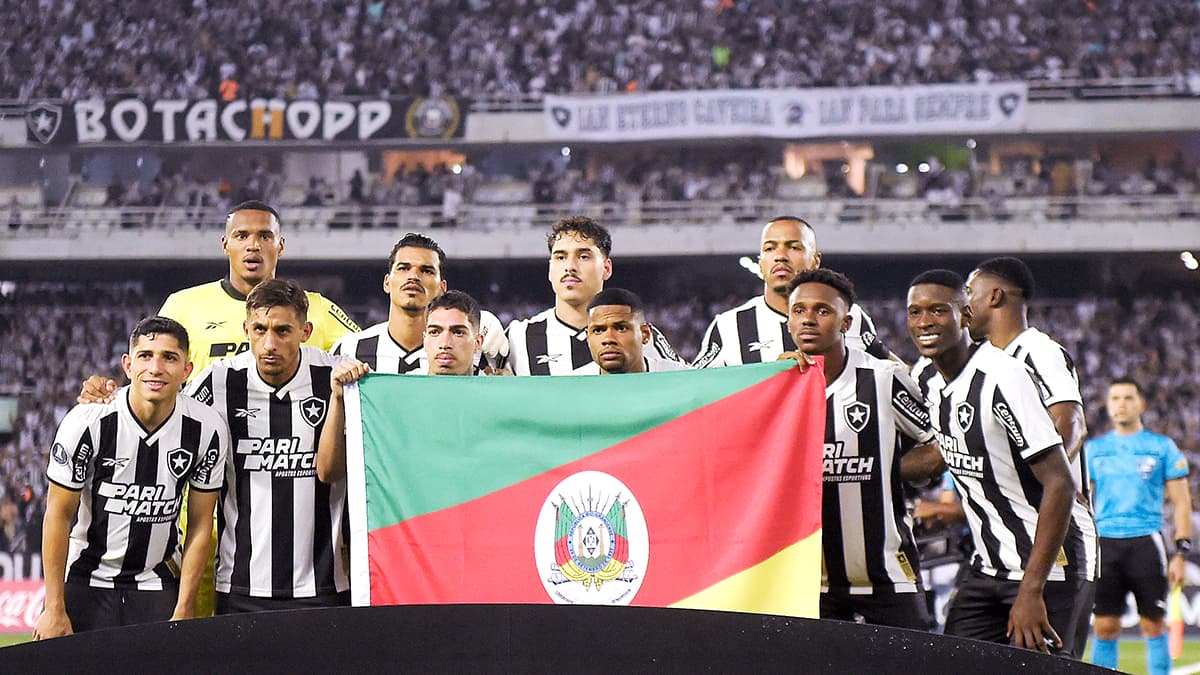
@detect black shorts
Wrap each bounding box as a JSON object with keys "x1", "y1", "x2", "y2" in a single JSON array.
[
  {"x1": 215, "y1": 589, "x2": 351, "y2": 614},
  {"x1": 1094, "y1": 534, "x2": 1169, "y2": 620},
  {"x1": 65, "y1": 579, "x2": 179, "y2": 633},
  {"x1": 944, "y1": 568, "x2": 1090, "y2": 658},
  {"x1": 821, "y1": 589, "x2": 934, "y2": 631}
]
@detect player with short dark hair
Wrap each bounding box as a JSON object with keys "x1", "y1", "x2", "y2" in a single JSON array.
[
  {"x1": 331, "y1": 233, "x2": 507, "y2": 375},
  {"x1": 158, "y1": 200, "x2": 359, "y2": 377},
  {"x1": 34, "y1": 316, "x2": 227, "y2": 639},
  {"x1": 317, "y1": 290, "x2": 488, "y2": 485},
  {"x1": 965, "y1": 255, "x2": 1098, "y2": 654},
  {"x1": 782, "y1": 269, "x2": 943, "y2": 629},
  {"x1": 506, "y1": 216, "x2": 683, "y2": 375},
  {"x1": 906, "y1": 270, "x2": 1095, "y2": 657},
  {"x1": 695, "y1": 216, "x2": 890, "y2": 369},
  {"x1": 574, "y1": 288, "x2": 690, "y2": 375},
  {"x1": 185, "y1": 279, "x2": 351, "y2": 613},
  {"x1": 1088, "y1": 379, "x2": 1192, "y2": 675}
]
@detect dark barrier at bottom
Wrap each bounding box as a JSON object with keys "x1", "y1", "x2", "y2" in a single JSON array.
[{"x1": 3, "y1": 604, "x2": 1108, "y2": 673}]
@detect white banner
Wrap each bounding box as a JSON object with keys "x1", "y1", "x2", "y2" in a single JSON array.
[{"x1": 545, "y1": 83, "x2": 1028, "y2": 141}]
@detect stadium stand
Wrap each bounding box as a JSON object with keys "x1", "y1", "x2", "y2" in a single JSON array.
[{"x1": 2, "y1": 0, "x2": 1199, "y2": 101}]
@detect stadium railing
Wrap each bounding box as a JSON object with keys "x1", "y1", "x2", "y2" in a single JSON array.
[{"x1": 2, "y1": 195, "x2": 1196, "y2": 235}]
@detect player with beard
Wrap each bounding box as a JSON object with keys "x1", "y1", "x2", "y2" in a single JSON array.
[
  {"x1": 695, "y1": 216, "x2": 890, "y2": 369},
  {"x1": 330, "y1": 233, "x2": 507, "y2": 375}
]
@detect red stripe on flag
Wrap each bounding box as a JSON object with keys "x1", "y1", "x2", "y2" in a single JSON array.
[{"x1": 367, "y1": 366, "x2": 824, "y2": 606}]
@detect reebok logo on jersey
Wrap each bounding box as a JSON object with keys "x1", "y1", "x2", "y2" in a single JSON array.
[
  {"x1": 300, "y1": 397, "x2": 327, "y2": 428},
  {"x1": 991, "y1": 401, "x2": 1027, "y2": 449},
  {"x1": 204, "y1": 321, "x2": 226, "y2": 330},
  {"x1": 100, "y1": 456, "x2": 130, "y2": 469},
  {"x1": 97, "y1": 482, "x2": 179, "y2": 523},
  {"x1": 234, "y1": 407, "x2": 260, "y2": 419},
  {"x1": 956, "y1": 402, "x2": 975, "y2": 434},
  {"x1": 843, "y1": 401, "x2": 870, "y2": 433},
  {"x1": 236, "y1": 437, "x2": 315, "y2": 478},
  {"x1": 938, "y1": 433, "x2": 985, "y2": 479},
  {"x1": 535, "y1": 353, "x2": 562, "y2": 365},
  {"x1": 822, "y1": 441, "x2": 875, "y2": 482},
  {"x1": 748, "y1": 340, "x2": 775, "y2": 352}
]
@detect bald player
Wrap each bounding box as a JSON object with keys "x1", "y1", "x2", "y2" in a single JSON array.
[{"x1": 695, "y1": 215, "x2": 890, "y2": 368}]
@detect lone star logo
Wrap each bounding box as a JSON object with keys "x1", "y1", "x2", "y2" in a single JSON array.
[
  {"x1": 956, "y1": 402, "x2": 975, "y2": 434},
  {"x1": 843, "y1": 401, "x2": 871, "y2": 433},
  {"x1": 167, "y1": 447, "x2": 194, "y2": 479},
  {"x1": 300, "y1": 397, "x2": 328, "y2": 428},
  {"x1": 25, "y1": 102, "x2": 62, "y2": 144}
]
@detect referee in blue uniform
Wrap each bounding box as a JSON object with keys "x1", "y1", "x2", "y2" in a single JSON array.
[{"x1": 1088, "y1": 378, "x2": 1192, "y2": 675}]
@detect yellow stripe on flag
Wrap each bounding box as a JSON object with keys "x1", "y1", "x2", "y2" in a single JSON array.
[{"x1": 669, "y1": 532, "x2": 821, "y2": 618}]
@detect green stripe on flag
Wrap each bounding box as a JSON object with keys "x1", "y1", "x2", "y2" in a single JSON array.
[{"x1": 356, "y1": 361, "x2": 791, "y2": 531}]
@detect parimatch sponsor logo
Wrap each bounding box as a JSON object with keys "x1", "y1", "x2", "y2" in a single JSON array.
[
  {"x1": 822, "y1": 441, "x2": 875, "y2": 482},
  {"x1": 938, "y1": 433, "x2": 985, "y2": 479},
  {"x1": 97, "y1": 482, "x2": 179, "y2": 523},
  {"x1": 236, "y1": 437, "x2": 315, "y2": 478}
]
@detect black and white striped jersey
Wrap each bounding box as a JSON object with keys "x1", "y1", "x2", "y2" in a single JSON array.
[
  {"x1": 910, "y1": 356, "x2": 939, "y2": 400},
  {"x1": 1003, "y1": 327, "x2": 1089, "y2": 492},
  {"x1": 925, "y1": 342, "x2": 1097, "y2": 582},
  {"x1": 331, "y1": 322, "x2": 425, "y2": 374},
  {"x1": 822, "y1": 348, "x2": 934, "y2": 595},
  {"x1": 505, "y1": 307, "x2": 684, "y2": 376},
  {"x1": 46, "y1": 388, "x2": 227, "y2": 590},
  {"x1": 187, "y1": 347, "x2": 350, "y2": 599},
  {"x1": 332, "y1": 311, "x2": 507, "y2": 374},
  {"x1": 694, "y1": 296, "x2": 888, "y2": 368}
]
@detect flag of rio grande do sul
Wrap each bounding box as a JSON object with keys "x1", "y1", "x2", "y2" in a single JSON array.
[{"x1": 343, "y1": 361, "x2": 825, "y2": 617}]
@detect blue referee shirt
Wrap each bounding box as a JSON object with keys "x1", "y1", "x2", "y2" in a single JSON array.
[{"x1": 1086, "y1": 429, "x2": 1189, "y2": 539}]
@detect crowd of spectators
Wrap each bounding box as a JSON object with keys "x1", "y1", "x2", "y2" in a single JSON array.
[
  {"x1": 2, "y1": 280, "x2": 1198, "y2": 564},
  {"x1": 3, "y1": 0, "x2": 1199, "y2": 102}
]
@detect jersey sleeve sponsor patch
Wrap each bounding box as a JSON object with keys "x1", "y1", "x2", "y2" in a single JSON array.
[
  {"x1": 892, "y1": 387, "x2": 931, "y2": 430},
  {"x1": 326, "y1": 301, "x2": 360, "y2": 332},
  {"x1": 992, "y1": 400, "x2": 1029, "y2": 451}
]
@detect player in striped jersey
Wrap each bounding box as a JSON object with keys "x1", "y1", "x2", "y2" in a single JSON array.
[
  {"x1": 965, "y1": 256, "x2": 1098, "y2": 655},
  {"x1": 35, "y1": 317, "x2": 226, "y2": 639},
  {"x1": 186, "y1": 279, "x2": 351, "y2": 612},
  {"x1": 694, "y1": 216, "x2": 890, "y2": 369},
  {"x1": 907, "y1": 269, "x2": 1096, "y2": 657},
  {"x1": 331, "y1": 233, "x2": 507, "y2": 375},
  {"x1": 965, "y1": 257, "x2": 1088, "y2": 479},
  {"x1": 782, "y1": 270, "x2": 942, "y2": 629},
  {"x1": 573, "y1": 288, "x2": 691, "y2": 375},
  {"x1": 505, "y1": 216, "x2": 683, "y2": 376},
  {"x1": 317, "y1": 291, "x2": 487, "y2": 483}
]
